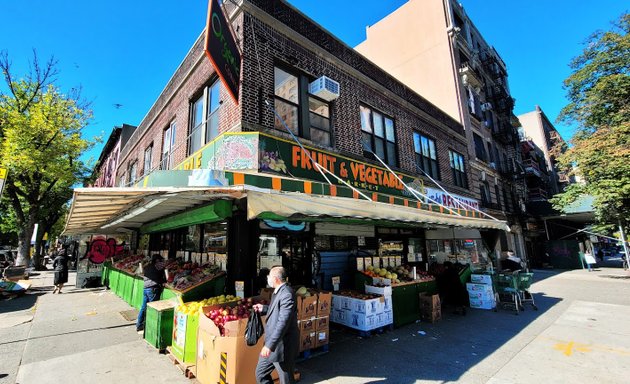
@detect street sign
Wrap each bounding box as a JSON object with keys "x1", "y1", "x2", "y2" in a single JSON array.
[
  {"x1": 205, "y1": 0, "x2": 241, "y2": 104},
  {"x1": 0, "y1": 168, "x2": 7, "y2": 199}
]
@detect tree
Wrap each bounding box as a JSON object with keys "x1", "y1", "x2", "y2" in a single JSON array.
[
  {"x1": 0, "y1": 51, "x2": 96, "y2": 267},
  {"x1": 552, "y1": 12, "x2": 630, "y2": 237}
]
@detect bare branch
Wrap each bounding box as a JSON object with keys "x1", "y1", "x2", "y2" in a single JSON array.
[{"x1": 0, "y1": 50, "x2": 22, "y2": 110}]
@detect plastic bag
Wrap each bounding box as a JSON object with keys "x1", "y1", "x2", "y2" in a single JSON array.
[{"x1": 245, "y1": 310, "x2": 264, "y2": 346}]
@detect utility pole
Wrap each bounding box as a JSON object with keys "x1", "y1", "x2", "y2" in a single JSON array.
[{"x1": 619, "y1": 219, "x2": 630, "y2": 269}]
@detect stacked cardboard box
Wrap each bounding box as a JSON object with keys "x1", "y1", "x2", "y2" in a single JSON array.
[
  {"x1": 419, "y1": 293, "x2": 441, "y2": 323},
  {"x1": 467, "y1": 273, "x2": 496, "y2": 310},
  {"x1": 364, "y1": 285, "x2": 394, "y2": 325},
  {"x1": 196, "y1": 305, "x2": 264, "y2": 384},
  {"x1": 297, "y1": 289, "x2": 331, "y2": 352},
  {"x1": 331, "y1": 291, "x2": 392, "y2": 331}
]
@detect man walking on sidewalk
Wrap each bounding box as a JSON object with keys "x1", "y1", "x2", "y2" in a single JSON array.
[
  {"x1": 136, "y1": 254, "x2": 166, "y2": 332},
  {"x1": 253, "y1": 266, "x2": 299, "y2": 384}
]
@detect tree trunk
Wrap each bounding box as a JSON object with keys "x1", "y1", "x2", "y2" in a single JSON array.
[
  {"x1": 15, "y1": 211, "x2": 38, "y2": 267},
  {"x1": 33, "y1": 224, "x2": 46, "y2": 270}
]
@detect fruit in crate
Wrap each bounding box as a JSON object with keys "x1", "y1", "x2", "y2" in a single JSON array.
[
  {"x1": 202, "y1": 297, "x2": 267, "y2": 336},
  {"x1": 114, "y1": 255, "x2": 145, "y2": 273},
  {"x1": 176, "y1": 294, "x2": 240, "y2": 316},
  {"x1": 166, "y1": 262, "x2": 223, "y2": 291},
  {"x1": 335, "y1": 290, "x2": 381, "y2": 300}
]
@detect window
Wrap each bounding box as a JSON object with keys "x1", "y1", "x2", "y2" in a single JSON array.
[
  {"x1": 449, "y1": 150, "x2": 467, "y2": 188},
  {"x1": 128, "y1": 162, "x2": 138, "y2": 185},
  {"x1": 189, "y1": 80, "x2": 222, "y2": 155},
  {"x1": 118, "y1": 173, "x2": 126, "y2": 187},
  {"x1": 473, "y1": 133, "x2": 487, "y2": 162},
  {"x1": 309, "y1": 97, "x2": 331, "y2": 146},
  {"x1": 480, "y1": 182, "x2": 491, "y2": 206},
  {"x1": 274, "y1": 67, "x2": 300, "y2": 135},
  {"x1": 360, "y1": 105, "x2": 397, "y2": 167},
  {"x1": 143, "y1": 144, "x2": 153, "y2": 176},
  {"x1": 503, "y1": 188, "x2": 510, "y2": 212},
  {"x1": 467, "y1": 87, "x2": 482, "y2": 119},
  {"x1": 162, "y1": 122, "x2": 176, "y2": 170},
  {"x1": 484, "y1": 110, "x2": 494, "y2": 130},
  {"x1": 495, "y1": 185, "x2": 502, "y2": 210},
  {"x1": 274, "y1": 66, "x2": 331, "y2": 146},
  {"x1": 413, "y1": 132, "x2": 439, "y2": 179}
]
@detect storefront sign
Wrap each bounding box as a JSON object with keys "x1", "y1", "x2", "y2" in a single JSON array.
[
  {"x1": 0, "y1": 168, "x2": 6, "y2": 199},
  {"x1": 424, "y1": 187, "x2": 479, "y2": 210},
  {"x1": 259, "y1": 135, "x2": 424, "y2": 199},
  {"x1": 204, "y1": 0, "x2": 241, "y2": 103}
]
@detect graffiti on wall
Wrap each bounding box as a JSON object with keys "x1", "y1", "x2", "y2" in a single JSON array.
[{"x1": 84, "y1": 237, "x2": 126, "y2": 264}]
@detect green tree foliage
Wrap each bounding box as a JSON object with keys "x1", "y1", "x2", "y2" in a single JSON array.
[
  {"x1": 0, "y1": 51, "x2": 97, "y2": 266},
  {"x1": 553, "y1": 12, "x2": 630, "y2": 233}
]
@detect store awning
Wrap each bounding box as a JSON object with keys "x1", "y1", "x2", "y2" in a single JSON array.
[
  {"x1": 63, "y1": 186, "x2": 245, "y2": 235},
  {"x1": 246, "y1": 190, "x2": 510, "y2": 231}
]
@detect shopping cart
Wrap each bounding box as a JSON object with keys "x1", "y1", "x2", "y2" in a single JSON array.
[
  {"x1": 495, "y1": 272, "x2": 520, "y2": 314},
  {"x1": 516, "y1": 272, "x2": 537, "y2": 310}
]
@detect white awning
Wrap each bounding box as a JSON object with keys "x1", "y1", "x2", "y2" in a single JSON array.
[
  {"x1": 63, "y1": 186, "x2": 245, "y2": 235},
  {"x1": 246, "y1": 190, "x2": 510, "y2": 231}
]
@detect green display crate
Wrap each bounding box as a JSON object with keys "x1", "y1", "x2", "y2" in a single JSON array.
[
  {"x1": 145, "y1": 300, "x2": 176, "y2": 350},
  {"x1": 131, "y1": 276, "x2": 145, "y2": 309},
  {"x1": 160, "y1": 274, "x2": 226, "y2": 303},
  {"x1": 170, "y1": 310, "x2": 199, "y2": 364},
  {"x1": 109, "y1": 268, "x2": 120, "y2": 295}
]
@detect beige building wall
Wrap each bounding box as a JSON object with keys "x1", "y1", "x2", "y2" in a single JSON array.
[
  {"x1": 355, "y1": 0, "x2": 461, "y2": 123},
  {"x1": 518, "y1": 109, "x2": 551, "y2": 170}
]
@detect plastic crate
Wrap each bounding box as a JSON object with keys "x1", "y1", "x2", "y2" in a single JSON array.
[{"x1": 144, "y1": 300, "x2": 176, "y2": 350}]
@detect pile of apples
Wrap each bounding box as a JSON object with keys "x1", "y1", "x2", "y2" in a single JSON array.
[
  {"x1": 114, "y1": 255, "x2": 144, "y2": 273},
  {"x1": 204, "y1": 297, "x2": 268, "y2": 336}
]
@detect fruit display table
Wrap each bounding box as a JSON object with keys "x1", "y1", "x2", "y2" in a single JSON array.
[
  {"x1": 161, "y1": 274, "x2": 226, "y2": 303},
  {"x1": 102, "y1": 263, "x2": 226, "y2": 308},
  {"x1": 355, "y1": 265, "x2": 471, "y2": 328}
]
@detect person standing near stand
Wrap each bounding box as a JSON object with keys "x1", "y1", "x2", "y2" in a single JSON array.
[
  {"x1": 52, "y1": 247, "x2": 69, "y2": 294},
  {"x1": 136, "y1": 254, "x2": 166, "y2": 333},
  {"x1": 253, "y1": 266, "x2": 299, "y2": 384}
]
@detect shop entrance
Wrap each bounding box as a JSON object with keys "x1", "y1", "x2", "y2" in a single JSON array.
[{"x1": 257, "y1": 221, "x2": 312, "y2": 288}]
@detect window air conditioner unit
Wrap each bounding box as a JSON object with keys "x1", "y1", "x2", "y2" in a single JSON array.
[
  {"x1": 481, "y1": 102, "x2": 492, "y2": 111},
  {"x1": 481, "y1": 171, "x2": 487, "y2": 181},
  {"x1": 309, "y1": 76, "x2": 340, "y2": 101}
]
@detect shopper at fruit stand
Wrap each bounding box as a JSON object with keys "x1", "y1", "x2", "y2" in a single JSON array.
[
  {"x1": 501, "y1": 250, "x2": 524, "y2": 272},
  {"x1": 136, "y1": 254, "x2": 166, "y2": 332},
  {"x1": 437, "y1": 261, "x2": 468, "y2": 315},
  {"x1": 52, "y1": 247, "x2": 69, "y2": 294},
  {"x1": 253, "y1": 266, "x2": 299, "y2": 384}
]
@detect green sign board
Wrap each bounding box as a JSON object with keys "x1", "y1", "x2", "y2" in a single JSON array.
[{"x1": 258, "y1": 134, "x2": 424, "y2": 198}]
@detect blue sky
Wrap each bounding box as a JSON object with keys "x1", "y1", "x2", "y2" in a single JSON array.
[{"x1": 0, "y1": 0, "x2": 626, "y2": 164}]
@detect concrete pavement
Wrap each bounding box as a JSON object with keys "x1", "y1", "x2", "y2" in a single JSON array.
[{"x1": 1, "y1": 267, "x2": 629, "y2": 384}]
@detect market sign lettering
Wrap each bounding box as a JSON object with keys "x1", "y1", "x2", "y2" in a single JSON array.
[
  {"x1": 259, "y1": 134, "x2": 420, "y2": 198},
  {"x1": 204, "y1": 0, "x2": 241, "y2": 104},
  {"x1": 424, "y1": 187, "x2": 479, "y2": 210}
]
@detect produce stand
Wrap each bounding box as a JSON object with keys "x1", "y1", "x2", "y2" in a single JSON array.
[
  {"x1": 354, "y1": 272, "x2": 437, "y2": 327},
  {"x1": 161, "y1": 273, "x2": 226, "y2": 302},
  {"x1": 102, "y1": 261, "x2": 226, "y2": 309},
  {"x1": 354, "y1": 264, "x2": 471, "y2": 328}
]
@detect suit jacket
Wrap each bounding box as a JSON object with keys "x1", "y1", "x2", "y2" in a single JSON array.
[{"x1": 262, "y1": 284, "x2": 299, "y2": 363}]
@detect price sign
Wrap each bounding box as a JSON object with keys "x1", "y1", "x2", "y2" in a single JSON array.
[
  {"x1": 235, "y1": 281, "x2": 245, "y2": 298},
  {"x1": 332, "y1": 276, "x2": 340, "y2": 291}
]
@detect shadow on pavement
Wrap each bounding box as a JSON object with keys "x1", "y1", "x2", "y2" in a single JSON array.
[
  {"x1": 297, "y1": 289, "x2": 563, "y2": 384},
  {"x1": 0, "y1": 292, "x2": 45, "y2": 314},
  {"x1": 0, "y1": 322, "x2": 135, "y2": 346}
]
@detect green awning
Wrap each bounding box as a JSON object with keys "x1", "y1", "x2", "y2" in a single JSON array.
[{"x1": 140, "y1": 200, "x2": 232, "y2": 234}]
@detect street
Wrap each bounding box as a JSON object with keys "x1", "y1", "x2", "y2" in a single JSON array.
[{"x1": 1, "y1": 268, "x2": 629, "y2": 384}]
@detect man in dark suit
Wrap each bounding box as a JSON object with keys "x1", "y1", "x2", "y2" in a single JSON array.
[{"x1": 253, "y1": 266, "x2": 299, "y2": 384}]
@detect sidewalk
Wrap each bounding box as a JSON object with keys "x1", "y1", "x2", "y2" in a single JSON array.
[
  {"x1": 1, "y1": 271, "x2": 189, "y2": 384},
  {"x1": 2, "y1": 267, "x2": 629, "y2": 384}
]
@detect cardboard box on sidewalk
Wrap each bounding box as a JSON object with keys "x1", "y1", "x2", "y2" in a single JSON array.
[
  {"x1": 316, "y1": 291, "x2": 332, "y2": 316},
  {"x1": 298, "y1": 317, "x2": 316, "y2": 332},
  {"x1": 299, "y1": 329, "x2": 316, "y2": 352},
  {"x1": 297, "y1": 294, "x2": 318, "y2": 319},
  {"x1": 196, "y1": 306, "x2": 265, "y2": 384}
]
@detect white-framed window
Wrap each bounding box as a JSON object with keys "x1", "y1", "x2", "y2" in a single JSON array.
[
  {"x1": 189, "y1": 80, "x2": 222, "y2": 155},
  {"x1": 128, "y1": 162, "x2": 138, "y2": 185},
  {"x1": 143, "y1": 144, "x2": 153, "y2": 176},
  {"x1": 162, "y1": 122, "x2": 176, "y2": 170}
]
